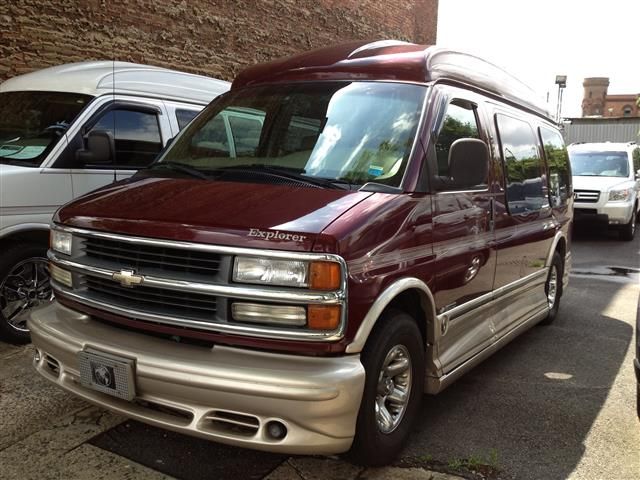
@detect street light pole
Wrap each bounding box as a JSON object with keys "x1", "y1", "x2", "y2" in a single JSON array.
[{"x1": 555, "y1": 75, "x2": 567, "y2": 123}]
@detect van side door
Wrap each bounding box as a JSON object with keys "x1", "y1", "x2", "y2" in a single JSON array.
[
  {"x1": 490, "y1": 110, "x2": 556, "y2": 336},
  {"x1": 429, "y1": 87, "x2": 496, "y2": 374}
]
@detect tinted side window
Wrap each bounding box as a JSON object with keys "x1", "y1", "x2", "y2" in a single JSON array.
[
  {"x1": 633, "y1": 147, "x2": 640, "y2": 175},
  {"x1": 190, "y1": 114, "x2": 230, "y2": 158},
  {"x1": 227, "y1": 114, "x2": 263, "y2": 157},
  {"x1": 434, "y1": 101, "x2": 483, "y2": 191},
  {"x1": 176, "y1": 109, "x2": 199, "y2": 130},
  {"x1": 539, "y1": 126, "x2": 571, "y2": 207},
  {"x1": 91, "y1": 109, "x2": 162, "y2": 168},
  {"x1": 496, "y1": 114, "x2": 546, "y2": 214}
]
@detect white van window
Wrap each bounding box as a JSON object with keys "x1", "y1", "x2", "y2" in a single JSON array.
[
  {"x1": 496, "y1": 114, "x2": 546, "y2": 214},
  {"x1": 91, "y1": 109, "x2": 162, "y2": 168},
  {"x1": 176, "y1": 109, "x2": 199, "y2": 130},
  {"x1": 539, "y1": 127, "x2": 571, "y2": 207},
  {"x1": 0, "y1": 91, "x2": 91, "y2": 167}
]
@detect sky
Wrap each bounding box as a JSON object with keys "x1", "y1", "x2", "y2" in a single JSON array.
[{"x1": 436, "y1": 0, "x2": 638, "y2": 118}]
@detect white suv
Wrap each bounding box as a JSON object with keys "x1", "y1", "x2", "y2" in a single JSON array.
[{"x1": 568, "y1": 142, "x2": 640, "y2": 240}]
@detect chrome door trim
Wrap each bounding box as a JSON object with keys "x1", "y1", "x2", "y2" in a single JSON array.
[
  {"x1": 439, "y1": 268, "x2": 548, "y2": 326},
  {"x1": 426, "y1": 305, "x2": 548, "y2": 394}
]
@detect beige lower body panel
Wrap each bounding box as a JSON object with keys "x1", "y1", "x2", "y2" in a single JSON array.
[{"x1": 28, "y1": 302, "x2": 365, "y2": 455}]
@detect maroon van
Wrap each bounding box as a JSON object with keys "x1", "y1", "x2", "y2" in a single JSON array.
[{"x1": 30, "y1": 40, "x2": 572, "y2": 465}]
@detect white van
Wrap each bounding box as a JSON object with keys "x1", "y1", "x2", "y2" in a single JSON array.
[{"x1": 0, "y1": 61, "x2": 229, "y2": 343}]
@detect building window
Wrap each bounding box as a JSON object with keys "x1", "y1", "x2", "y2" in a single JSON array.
[{"x1": 623, "y1": 105, "x2": 633, "y2": 117}]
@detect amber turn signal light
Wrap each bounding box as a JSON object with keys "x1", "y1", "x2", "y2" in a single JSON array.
[
  {"x1": 309, "y1": 261, "x2": 341, "y2": 290},
  {"x1": 307, "y1": 305, "x2": 341, "y2": 330}
]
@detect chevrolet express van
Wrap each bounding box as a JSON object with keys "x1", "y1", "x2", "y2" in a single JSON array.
[
  {"x1": 0, "y1": 62, "x2": 229, "y2": 342},
  {"x1": 29, "y1": 41, "x2": 573, "y2": 465}
]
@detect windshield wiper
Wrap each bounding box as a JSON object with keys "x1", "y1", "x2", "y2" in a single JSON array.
[
  {"x1": 214, "y1": 164, "x2": 348, "y2": 190},
  {"x1": 149, "y1": 161, "x2": 210, "y2": 180}
]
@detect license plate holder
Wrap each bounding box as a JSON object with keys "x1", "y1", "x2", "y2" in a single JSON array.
[{"x1": 78, "y1": 349, "x2": 136, "y2": 401}]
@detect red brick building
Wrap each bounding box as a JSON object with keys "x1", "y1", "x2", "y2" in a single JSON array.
[
  {"x1": 582, "y1": 77, "x2": 639, "y2": 117},
  {"x1": 0, "y1": 0, "x2": 438, "y2": 83}
]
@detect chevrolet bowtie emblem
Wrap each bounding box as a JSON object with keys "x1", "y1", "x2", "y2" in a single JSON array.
[{"x1": 112, "y1": 270, "x2": 144, "y2": 288}]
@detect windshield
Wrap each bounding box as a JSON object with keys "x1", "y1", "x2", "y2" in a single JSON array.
[
  {"x1": 569, "y1": 151, "x2": 630, "y2": 177},
  {"x1": 0, "y1": 91, "x2": 92, "y2": 166},
  {"x1": 158, "y1": 82, "x2": 426, "y2": 187}
]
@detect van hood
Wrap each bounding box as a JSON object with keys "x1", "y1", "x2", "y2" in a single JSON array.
[
  {"x1": 56, "y1": 177, "x2": 373, "y2": 252},
  {"x1": 573, "y1": 175, "x2": 634, "y2": 192}
]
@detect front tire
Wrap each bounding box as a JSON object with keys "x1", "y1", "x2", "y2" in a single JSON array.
[
  {"x1": 0, "y1": 243, "x2": 52, "y2": 344},
  {"x1": 347, "y1": 310, "x2": 424, "y2": 466},
  {"x1": 620, "y1": 205, "x2": 637, "y2": 241},
  {"x1": 540, "y1": 251, "x2": 563, "y2": 326}
]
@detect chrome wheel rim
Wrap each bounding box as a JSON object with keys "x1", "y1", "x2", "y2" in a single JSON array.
[
  {"x1": 375, "y1": 344, "x2": 412, "y2": 434},
  {"x1": 631, "y1": 212, "x2": 636, "y2": 234},
  {"x1": 547, "y1": 265, "x2": 558, "y2": 309},
  {"x1": 0, "y1": 258, "x2": 53, "y2": 332}
]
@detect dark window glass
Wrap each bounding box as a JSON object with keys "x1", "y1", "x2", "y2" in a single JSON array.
[
  {"x1": 0, "y1": 91, "x2": 91, "y2": 167},
  {"x1": 227, "y1": 111, "x2": 264, "y2": 157},
  {"x1": 633, "y1": 148, "x2": 640, "y2": 174},
  {"x1": 176, "y1": 109, "x2": 199, "y2": 130},
  {"x1": 191, "y1": 114, "x2": 230, "y2": 158},
  {"x1": 496, "y1": 114, "x2": 546, "y2": 214},
  {"x1": 160, "y1": 82, "x2": 426, "y2": 187},
  {"x1": 433, "y1": 101, "x2": 484, "y2": 191},
  {"x1": 540, "y1": 127, "x2": 571, "y2": 207},
  {"x1": 91, "y1": 109, "x2": 162, "y2": 168}
]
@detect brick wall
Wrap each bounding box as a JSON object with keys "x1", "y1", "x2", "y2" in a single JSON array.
[{"x1": 0, "y1": 0, "x2": 438, "y2": 83}]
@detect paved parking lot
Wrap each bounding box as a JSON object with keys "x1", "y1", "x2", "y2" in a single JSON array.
[{"x1": 1, "y1": 228, "x2": 638, "y2": 480}]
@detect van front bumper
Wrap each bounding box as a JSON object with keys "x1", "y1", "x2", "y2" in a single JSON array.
[{"x1": 28, "y1": 302, "x2": 365, "y2": 455}]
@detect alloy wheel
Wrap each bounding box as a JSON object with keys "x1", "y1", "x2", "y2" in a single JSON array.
[
  {"x1": 0, "y1": 258, "x2": 53, "y2": 332},
  {"x1": 375, "y1": 344, "x2": 412, "y2": 434}
]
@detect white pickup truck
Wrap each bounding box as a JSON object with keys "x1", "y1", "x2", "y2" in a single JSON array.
[{"x1": 0, "y1": 61, "x2": 229, "y2": 343}]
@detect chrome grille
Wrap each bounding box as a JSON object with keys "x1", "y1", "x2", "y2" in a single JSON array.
[
  {"x1": 84, "y1": 276, "x2": 217, "y2": 321},
  {"x1": 574, "y1": 189, "x2": 600, "y2": 203},
  {"x1": 82, "y1": 236, "x2": 222, "y2": 277}
]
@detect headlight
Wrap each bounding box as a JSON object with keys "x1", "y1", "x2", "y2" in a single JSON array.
[
  {"x1": 608, "y1": 188, "x2": 631, "y2": 202},
  {"x1": 50, "y1": 230, "x2": 72, "y2": 255},
  {"x1": 233, "y1": 257, "x2": 308, "y2": 287},
  {"x1": 233, "y1": 257, "x2": 342, "y2": 290}
]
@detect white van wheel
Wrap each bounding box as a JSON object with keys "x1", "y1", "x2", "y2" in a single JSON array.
[{"x1": 0, "y1": 244, "x2": 52, "y2": 344}]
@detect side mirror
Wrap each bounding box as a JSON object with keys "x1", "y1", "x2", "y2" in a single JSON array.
[
  {"x1": 635, "y1": 168, "x2": 640, "y2": 180},
  {"x1": 448, "y1": 138, "x2": 489, "y2": 188},
  {"x1": 76, "y1": 130, "x2": 115, "y2": 165}
]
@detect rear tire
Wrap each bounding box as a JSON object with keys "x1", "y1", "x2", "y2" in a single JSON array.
[
  {"x1": 620, "y1": 205, "x2": 637, "y2": 241},
  {"x1": 347, "y1": 309, "x2": 424, "y2": 466},
  {"x1": 540, "y1": 251, "x2": 563, "y2": 326},
  {"x1": 0, "y1": 243, "x2": 51, "y2": 344}
]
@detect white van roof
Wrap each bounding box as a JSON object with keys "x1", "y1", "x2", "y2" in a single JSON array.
[{"x1": 0, "y1": 61, "x2": 230, "y2": 105}]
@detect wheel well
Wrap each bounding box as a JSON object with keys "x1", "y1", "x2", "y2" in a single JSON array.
[
  {"x1": 555, "y1": 237, "x2": 566, "y2": 261},
  {"x1": 0, "y1": 230, "x2": 49, "y2": 249},
  {"x1": 385, "y1": 289, "x2": 432, "y2": 347}
]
